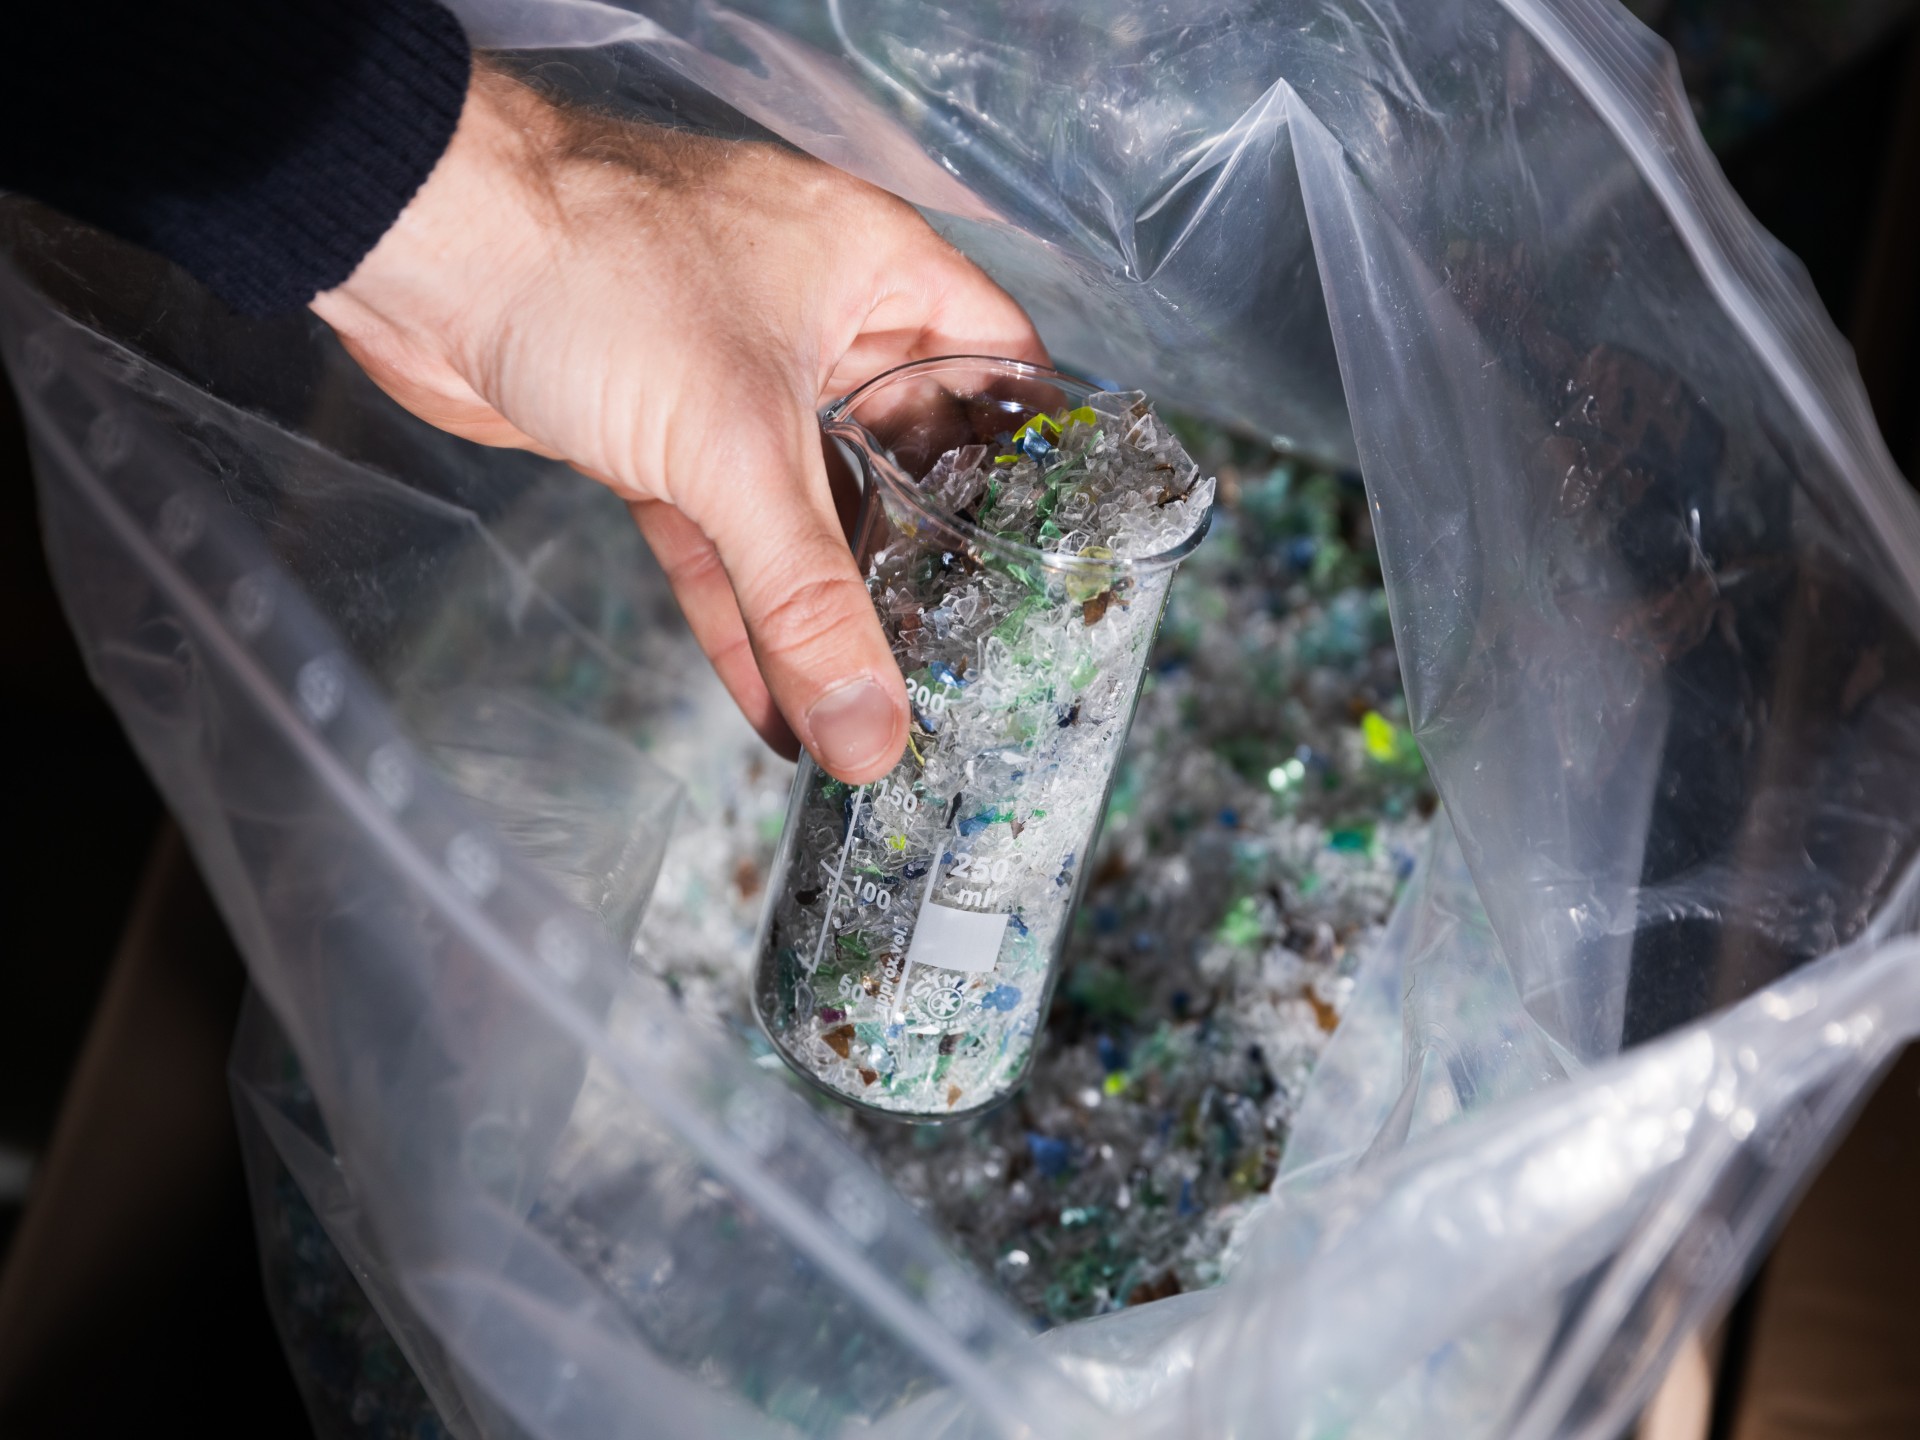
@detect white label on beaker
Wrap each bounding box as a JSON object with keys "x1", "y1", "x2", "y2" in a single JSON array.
[{"x1": 905, "y1": 901, "x2": 1008, "y2": 974}]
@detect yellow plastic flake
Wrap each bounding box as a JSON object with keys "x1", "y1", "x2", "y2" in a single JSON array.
[
  {"x1": 886, "y1": 833, "x2": 907, "y2": 851},
  {"x1": 1102, "y1": 1072, "x2": 1129, "y2": 1096},
  {"x1": 1011, "y1": 405, "x2": 1100, "y2": 443},
  {"x1": 1010, "y1": 412, "x2": 1057, "y2": 443},
  {"x1": 1361, "y1": 710, "x2": 1399, "y2": 761}
]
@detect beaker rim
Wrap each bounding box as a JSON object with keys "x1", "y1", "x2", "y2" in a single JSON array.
[{"x1": 821, "y1": 355, "x2": 1212, "y2": 576}]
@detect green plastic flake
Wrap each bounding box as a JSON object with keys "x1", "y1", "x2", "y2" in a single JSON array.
[
  {"x1": 1361, "y1": 709, "x2": 1400, "y2": 761},
  {"x1": 1215, "y1": 894, "x2": 1265, "y2": 948},
  {"x1": 1328, "y1": 823, "x2": 1375, "y2": 853}
]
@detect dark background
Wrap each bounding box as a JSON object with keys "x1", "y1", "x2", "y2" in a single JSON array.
[{"x1": 0, "y1": 6, "x2": 1915, "y2": 1436}]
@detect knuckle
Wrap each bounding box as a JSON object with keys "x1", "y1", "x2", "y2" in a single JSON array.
[
  {"x1": 751, "y1": 573, "x2": 870, "y2": 665},
  {"x1": 708, "y1": 626, "x2": 756, "y2": 674},
  {"x1": 660, "y1": 539, "x2": 726, "y2": 591}
]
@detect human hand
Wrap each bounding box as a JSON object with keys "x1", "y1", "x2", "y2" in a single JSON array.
[{"x1": 312, "y1": 67, "x2": 1046, "y2": 783}]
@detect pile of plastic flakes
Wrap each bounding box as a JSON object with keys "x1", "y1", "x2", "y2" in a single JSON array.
[{"x1": 634, "y1": 414, "x2": 1435, "y2": 1324}]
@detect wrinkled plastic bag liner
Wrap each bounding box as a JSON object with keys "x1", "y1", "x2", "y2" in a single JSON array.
[{"x1": 7, "y1": 0, "x2": 1920, "y2": 1434}]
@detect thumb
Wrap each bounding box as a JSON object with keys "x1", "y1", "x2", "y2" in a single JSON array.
[{"x1": 683, "y1": 404, "x2": 907, "y2": 785}]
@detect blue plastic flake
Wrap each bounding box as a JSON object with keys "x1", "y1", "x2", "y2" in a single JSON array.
[
  {"x1": 928, "y1": 660, "x2": 966, "y2": 688},
  {"x1": 1015, "y1": 429, "x2": 1056, "y2": 463},
  {"x1": 1027, "y1": 1133, "x2": 1071, "y2": 1177},
  {"x1": 981, "y1": 984, "x2": 1022, "y2": 1012},
  {"x1": 958, "y1": 809, "x2": 1002, "y2": 836}
]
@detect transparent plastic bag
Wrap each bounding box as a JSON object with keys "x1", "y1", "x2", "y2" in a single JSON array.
[{"x1": 7, "y1": 0, "x2": 1920, "y2": 1435}]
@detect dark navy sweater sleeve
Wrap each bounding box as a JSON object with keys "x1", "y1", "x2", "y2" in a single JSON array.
[{"x1": 1, "y1": 0, "x2": 471, "y2": 315}]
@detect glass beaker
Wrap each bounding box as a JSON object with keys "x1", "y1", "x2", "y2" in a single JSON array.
[{"x1": 753, "y1": 357, "x2": 1212, "y2": 1120}]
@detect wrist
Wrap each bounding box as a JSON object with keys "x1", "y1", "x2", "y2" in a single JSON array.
[{"x1": 313, "y1": 67, "x2": 559, "y2": 367}]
